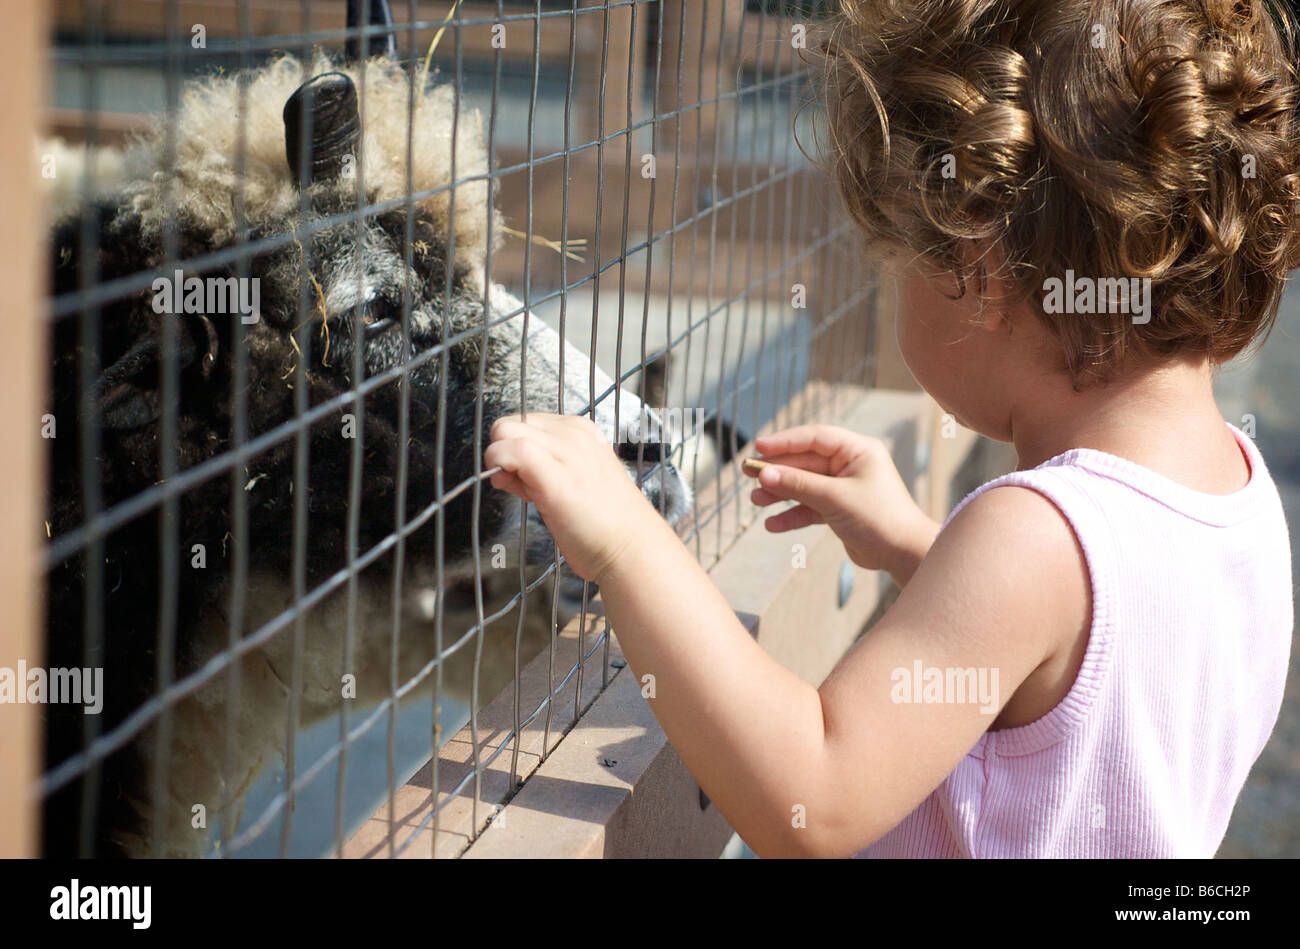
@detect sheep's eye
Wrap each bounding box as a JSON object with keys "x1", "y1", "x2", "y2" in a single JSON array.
[{"x1": 362, "y1": 300, "x2": 399, "y2": 339}]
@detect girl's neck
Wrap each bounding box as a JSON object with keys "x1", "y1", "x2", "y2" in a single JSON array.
[{"x1": 1008, "y1": 357, "x2": 1249, "y2": 496}]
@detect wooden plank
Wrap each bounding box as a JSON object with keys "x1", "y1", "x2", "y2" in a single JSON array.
[
  {"x1": 51, "y1": 1, "x2": 587, "y2": 63},
  {"x1": 0, "y1": 0, "x2": 47, "y2": 859},
  {"x1": 341, "y1": 607, "x2": 618, "y2": 858},
  {"x1": 44, "y1": 108, "x2": 154, "y2": 146}
]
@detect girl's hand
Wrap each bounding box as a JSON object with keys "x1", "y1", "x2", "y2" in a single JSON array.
[
  {"x1": 485, "y1": 413, "x2": 663, "y2": 583},
  {"x1": 747, "y1": 424, "x2": 940, "y2": 585}
]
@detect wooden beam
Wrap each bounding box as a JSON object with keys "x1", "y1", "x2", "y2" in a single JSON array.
[
  {"x1": 50, "y1": 1, "x2": 588, "y2": 64},
  {"x1": 0, "y1": 0, "x2": 47, "y2": 859}
]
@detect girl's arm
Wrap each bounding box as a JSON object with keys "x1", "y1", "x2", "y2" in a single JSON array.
[{"x1": 486, "y1": 414, "x2": 1090, "y2": 857}]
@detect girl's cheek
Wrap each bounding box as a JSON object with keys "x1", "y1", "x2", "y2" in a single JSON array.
[
  {"x1": 895, "y1": 274, "x2": 948, "y2": 383},
  {"x1": 894, "y1": 306, "x2": 917, "y2": 371},
  {"x1": 895, "y1": 306, "x2": 935, "y2": 387},
  {"x1": 896, "y1": 305, "x2": 970, "y2": 424}
]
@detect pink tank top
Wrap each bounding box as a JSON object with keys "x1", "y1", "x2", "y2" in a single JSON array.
[{"x1": 860, "y1": 424, "x2": 1293, "y2": 857}]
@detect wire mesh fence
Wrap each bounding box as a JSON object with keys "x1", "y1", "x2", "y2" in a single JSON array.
[{"x1": 40, "y1": 0, "x2": 876, "y2": 858}]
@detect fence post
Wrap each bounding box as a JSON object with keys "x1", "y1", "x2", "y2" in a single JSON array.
[{"x1": 0, "y1": 0, "x2": 47, "y2": 859}]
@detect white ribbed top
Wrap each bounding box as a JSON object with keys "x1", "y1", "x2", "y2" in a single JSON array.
[{"x1": 860, "y1": 424, "x2": 1293, "y2": 857}]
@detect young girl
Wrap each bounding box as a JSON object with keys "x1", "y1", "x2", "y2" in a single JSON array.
[{"x1": 485, "y1": 0, "x2": 1298, "y2": 857}]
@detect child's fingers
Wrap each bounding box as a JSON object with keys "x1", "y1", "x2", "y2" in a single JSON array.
[
  {"x1": 491, "y1": 412, "x2": 604, "y2": 446},
  {"x1": 754, "y1": 424, "x2": 857, "y2": 458},
  {"x1": 754, "y1": 463, "x2": 843, "y2": 512},
  {"x1": 742, "y1": 451, "x2": 833, "y2": 477},
  {"x1": 521, "y1": 412, "x2": 606, "y2": 444},
  {"x1": 489, "y1": 416, "x2": 543, "y2": 447},
  {"x1": 763, "y1": 504, "x2": 825, "y2": 533},
  {"x1": 750, "y1": 486, "x2": 783, "y2": 507},
  {"x1": 484, "y1": 436, "x2": 563, "y2": 499},
  {"x1": 488, "y1": 468, "x2": 535, "y2": 504}
]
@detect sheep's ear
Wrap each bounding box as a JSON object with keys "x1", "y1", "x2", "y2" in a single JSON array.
[
  {"x1": 91, "y1": 332, "x2": 163, "y2": 428},
  {"x1": 92, "y1": 336, "x2": 165, "y2": 430},
  {"x1": 345, "y1": 0, "x2": 396, "y2": 61},
  {"x1": 51, "y1": 204, "x2": 219, "y2": 431},
  {"x1": 637, "y1": 351, "x2": 670, "y2": 406},
  {"x1": 91, "y1": 322, "x2": 202, "y2": 431}
]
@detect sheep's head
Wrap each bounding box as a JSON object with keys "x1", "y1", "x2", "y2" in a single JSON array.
[
  {"x1": 47, "y1": 60, "x2": 513, "y2": 591},
  {"x1": 44, "y1": 54, "x2": 691, "y2": 668}
]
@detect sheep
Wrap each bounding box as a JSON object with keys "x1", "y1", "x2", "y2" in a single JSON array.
[
  {"x1": 635, "y1": 351, "x2": 751, "y2": 493},
  {"x1": 41, "y1": 46, "x2": 691, "y2": 857}
]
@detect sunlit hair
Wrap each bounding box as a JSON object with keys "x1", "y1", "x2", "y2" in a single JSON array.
[{"x1": 819, "y1": 0, "x2": 1300, "y2": 386}]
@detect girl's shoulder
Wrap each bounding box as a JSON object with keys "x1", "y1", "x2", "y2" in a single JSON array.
[{"x1": 936, "y1": 482, "x2": 1094, "y2": 731}]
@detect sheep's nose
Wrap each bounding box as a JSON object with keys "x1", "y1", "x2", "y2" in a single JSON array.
[
  {"x1": 616, "y1": 438, "x2": 665, "y2": 465},
  {"x1": 639, "y1": 462, "x2": 680, "y2": 511}
]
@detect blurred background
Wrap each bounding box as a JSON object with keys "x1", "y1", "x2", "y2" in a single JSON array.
[{"x1": 1211, "y1": 284, "x2": 1300, "y2": 858}]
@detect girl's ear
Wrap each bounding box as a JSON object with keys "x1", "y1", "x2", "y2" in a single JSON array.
[{"x1": 962, "y1": 239, "x2": 1015, "y2": 334}]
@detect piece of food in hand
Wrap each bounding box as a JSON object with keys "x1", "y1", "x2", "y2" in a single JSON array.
[{"x1": 742, "y1": 457, "x2": 772, "y2": 475}]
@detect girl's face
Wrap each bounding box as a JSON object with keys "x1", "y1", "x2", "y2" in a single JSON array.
[{"x1": 895, "y1": 264, "x2": 1023, "y2": 443}]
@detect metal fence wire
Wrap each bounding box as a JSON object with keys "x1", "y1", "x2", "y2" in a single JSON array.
[{"x1": 41, "y1": 0, "x2": 876, "y2": 858}]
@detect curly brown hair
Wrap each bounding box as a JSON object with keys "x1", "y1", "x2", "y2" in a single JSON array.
[{"x1": 819, "y1": 0, "x2": 1300, "y2": 385}]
